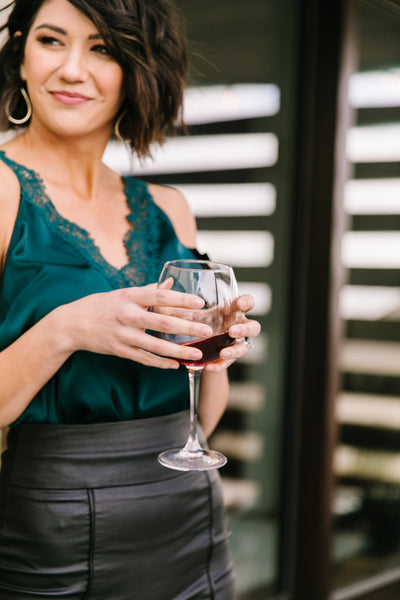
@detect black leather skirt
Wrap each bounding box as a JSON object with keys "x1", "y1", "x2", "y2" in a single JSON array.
[{"x1": 0, "y1": 411, "x2": 235, "y2": 599}]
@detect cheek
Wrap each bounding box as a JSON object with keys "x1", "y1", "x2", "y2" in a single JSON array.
[
  {"x1": 20, "y1": 47, "x2": 53, "y2": 84},
  {"x1": 100, "y1": 65, "x2": 124, "y2": 103},
  {"x1": 20, "y1": 64, "x2": 46, "y2": 92},
  {"x1": 20, "y1": 60, "x2": 26, "y2": 81}
]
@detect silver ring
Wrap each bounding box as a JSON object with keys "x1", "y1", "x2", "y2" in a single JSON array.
[{"x1": 243, "y1": 337, "x2": 253, "y2": 350}]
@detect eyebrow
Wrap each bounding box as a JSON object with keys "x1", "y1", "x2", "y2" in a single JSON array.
[{"x1": 34, "y1": 23, "x2": 102, "y2": 40}]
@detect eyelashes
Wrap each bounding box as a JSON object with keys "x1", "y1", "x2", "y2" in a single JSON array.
[
  {"x1": 37, "y1": 35, "x2": 60, "y2": 46},
  {"x1": 90, "y1": 44, "x2": 110, "y2": 56},
  {"x1": 36, "y1": 35, "x2": 110, "y2": 56}
]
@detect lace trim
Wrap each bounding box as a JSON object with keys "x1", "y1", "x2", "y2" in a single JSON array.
[{"x1": 0, "y1": 150, "x2": 160, "y2": 288}]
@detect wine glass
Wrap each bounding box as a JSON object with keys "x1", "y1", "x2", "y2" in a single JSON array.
[{"x1": 156, "y1": 259, "x2": 241, "y2": 471}]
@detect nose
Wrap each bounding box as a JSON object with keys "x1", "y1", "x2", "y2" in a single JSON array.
[{"x1": 58, "y1": 46, "x2": 88, "y2": 82}]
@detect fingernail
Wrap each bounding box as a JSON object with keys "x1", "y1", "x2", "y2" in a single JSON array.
[
  {"x1": 202, "y1": 326, "x2": 213, "y2": 337},
  {"x1": 192, "y1": 297, "x2": 204, "y2": 307},
  {"x1": 190, "y1": 350, "x2": 202, "y2": 359}
]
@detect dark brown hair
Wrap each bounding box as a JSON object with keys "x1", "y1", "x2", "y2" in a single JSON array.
[{"x1": 0, "y1": 0, "x2": 188, "y2": 158}]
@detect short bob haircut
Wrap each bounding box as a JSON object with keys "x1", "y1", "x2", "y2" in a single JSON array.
[{"x1": 0, "y1": 0, "x2": 188, "y2": 158}]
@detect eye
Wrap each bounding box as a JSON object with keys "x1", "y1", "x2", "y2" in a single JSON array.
[
  {"x1": 37, "y1": 35, "x2": 62, "y2": 46},
  {"x1": 91, "y1": 44, "x2": 110, "y2": 56}
]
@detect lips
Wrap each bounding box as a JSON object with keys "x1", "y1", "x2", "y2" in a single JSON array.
[{"x1": 50, "y1": 90, "x2": 92, "y2": 106}]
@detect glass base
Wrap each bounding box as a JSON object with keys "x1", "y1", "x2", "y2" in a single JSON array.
[{"x1": 158, "y1": 447, "x2": 227, "y2": 471}]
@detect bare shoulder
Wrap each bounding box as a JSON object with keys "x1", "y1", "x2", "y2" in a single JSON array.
[
  {"x1": 0, "y1": 155, "x2": 21, "y2": 270},
  {"x1": 148, "y1": 183, "x2": 197, "y2": 248}
]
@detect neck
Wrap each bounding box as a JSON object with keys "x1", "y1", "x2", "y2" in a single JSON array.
[{"x1": 13, "y1": 125, "x2": 113, "y2": 200}]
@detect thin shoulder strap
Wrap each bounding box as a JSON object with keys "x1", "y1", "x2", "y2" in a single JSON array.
[
  {"x1": 0, "y1": 149, "x2": 45, "y2": 201},
  {"x1": 0, "y1": 149, "x2": 22, "y2": 173}
]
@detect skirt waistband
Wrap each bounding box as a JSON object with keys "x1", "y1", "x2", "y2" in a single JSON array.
[{"x1": 1, "y1": 410, "x2": 197, "y2": 489}]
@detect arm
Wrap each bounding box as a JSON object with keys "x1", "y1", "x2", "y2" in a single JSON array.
[
  {"x1": 0, "y1": 309, "x2": 76, "y2": 427},
  {"x1": 0, "y1": 282, "x2": 221, "y2": 428},
  {"x1": 0, "y1": 167, "x2": 79, "y2": 426}
]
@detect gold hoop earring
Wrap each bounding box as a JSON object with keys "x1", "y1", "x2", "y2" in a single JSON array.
[
  {"x1": 114, "y1": 111, "x2": 126, "y2": 142},
  {"x1": 6, "y1": 87, "x2": 32, "y2": 125}
]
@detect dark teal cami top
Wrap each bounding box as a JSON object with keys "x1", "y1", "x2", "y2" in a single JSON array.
[{"x1": 0, "y1": 150, "x2": 197, "y2": 426}]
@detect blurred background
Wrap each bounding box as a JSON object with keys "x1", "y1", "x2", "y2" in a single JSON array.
[
  {"x1": 1, "y1": 0, "x2": 399, "y2": 598},
  {"x1": 105, "y1": 0, "x2": 400, "y2": 598}
]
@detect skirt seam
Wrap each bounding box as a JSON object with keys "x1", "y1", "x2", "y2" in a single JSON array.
[
  {"x1": 83, "y1": 488, "x2": 96, "y2": 600},
  {"x1": 205, "y1": 471, "x2": 216, "y2": 600}
]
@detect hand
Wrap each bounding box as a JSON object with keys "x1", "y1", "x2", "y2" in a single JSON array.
[
  {"x1": 204, "y1": 294, "x2": 261, "y2": 372},
  {"x1": 61, "y1": 284, "x2": 214, "y2": 369}
]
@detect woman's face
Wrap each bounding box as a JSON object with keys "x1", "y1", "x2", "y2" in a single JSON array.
[{"x1": 20, "y1": 0, "x2": 124, "y2": 141}]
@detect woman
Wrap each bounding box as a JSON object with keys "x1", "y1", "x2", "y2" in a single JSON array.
[{"x1": 0, "y1": 0, "x2": 260, "y2": 598}]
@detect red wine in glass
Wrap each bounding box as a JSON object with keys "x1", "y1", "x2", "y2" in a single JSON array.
[{"x1": 179, "y1": 332, "x2": 235, "y2": 367}]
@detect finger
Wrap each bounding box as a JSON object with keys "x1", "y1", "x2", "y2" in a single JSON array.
[
  {"x1": 155, "y1": 289, "x2": 205, "y2": 309},
  {"x1": 204, "y1": 337, "x2": 251, "y2": 372},
  {"x1": 229, "y1": 318, "x2": 261, "y2": 339},
  {"x1": 137, "y1": 309, "x2": 213, "y2": 339},
  {"x1": 219, "y1": 339, "x2": 249, "y2": 361},
  {"x1": 127, "y1": 330, "x2": 204, "y2": 362},
  {"x1": 157, "y1": 277, "x2": 174, "y2": 291},
  {"x1": 236, "y1": 294, "x2": 255, "y2": 313},
  {"x1": 153, "y1": 306, "x2": 192, "y2": 318},
  {"x1": 119, "y1": 345, "x2": 181, "y2": 370},
  {"x1": 129, "y1": 286, "x2": 204, "y2": 309},
  {"x1": 205, "y1": 358, "x2": 234, "y2": 372}
]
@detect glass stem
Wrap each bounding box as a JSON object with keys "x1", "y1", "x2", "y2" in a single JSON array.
[{"x1": 183, "y1": 367, "x2": 204, "y2": 454}]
